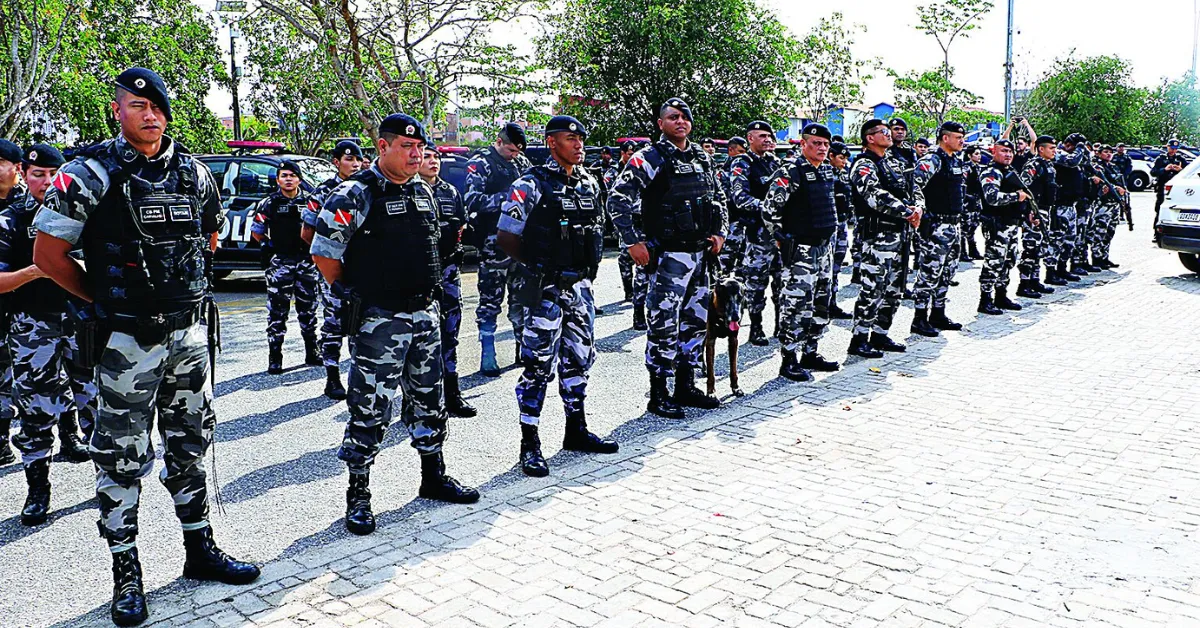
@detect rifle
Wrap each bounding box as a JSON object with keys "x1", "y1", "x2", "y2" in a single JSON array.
[
  {"x1": 203, "y1": 250, "x2": 221, "y2": 387},
  {"x1": 1121, "y1": 189, "x2": 1134, "y2": 231}
]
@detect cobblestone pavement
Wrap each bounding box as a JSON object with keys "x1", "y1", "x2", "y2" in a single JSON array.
[{"x1": 12, "y1": 195, "x2": 1200, "y2": 627}]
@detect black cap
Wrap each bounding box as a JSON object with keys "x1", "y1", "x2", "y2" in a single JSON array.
[
  {"x1": 746, "y1": 120, "x2": 774, "y2": 135},
  {"x1": 424, "y1": 139, "x2": 438, "y2": 153},
  {"x1": 727, "y1": 136, "x2": 747, "y2": 149},
  {"x1": 1169, "y1": 138, "x2": 1181, "y2": 148},
  {"x1": 333, "y1": 140, "x2": 363, "y2": 159},
  {"x1": 1035, "y1": 135, "x2": 1056, "y2": 147},
  {"x1": 801, "y1": 123, "x2": 831, "y2": 140},
  {"x1": 620, "y1": 140, "x2": 638, "y2": 153},
  {"x1": 915, "y1": 138, "x2": 931, "y2": 147},
  {"x1": 888, "y1": 118, "x2": 908, "y2": 130},
  {"x1": 860, "y1": 118, "x2": 888, "y2": 142},
  {"x1": 278, "y1": 159, "x2": 303, "y2": 180},
  {"x1": 660, "y1": 97, "x2": 693, "y2": 121},
  {"x1": 22, "y1": 144, "x2": 64, "y2": 168},
  {"x1": 114, "y1": 67, "x2": 172, "y2": 122},
  {"x1": 829, "y1": 141, "x2": 849, "y2": 157},
  {"x1": 544, "y1": 115, "x2": 588, "y2": 138},
  {"x1": 1065, "y1": 133, "x2": 1087, "y2": 145},
  {"x1": 1100, "y1": 144, "x2": 1114, "y2": 152},
  {"x1": 701, "y1": 137, "x2": 715, "y2": 145},
  {"x1": 379, "y1": 113, "x2": 429, "y2": 144},
  {"x1": 963, "y1": 145, "x2": 979, "y2": 155},
  {"x1": 0, "y1": 139, "x2": 21, "y2": 164},
  {"x1": 1117, "y1": 143, "x2": 1126, "y2": 148},
  {"x1": 994, "y1": 139, "x2": 1015, "y2": 149},
  {"x1": 499, "y1": 122, "x2": 527, "y2": 149},
  {"x1": 831, "y1": 134, "x2": 844, "y2": 143},
  {"x1": 938, "y1": 121, "x2": 967, "y2": 136}
]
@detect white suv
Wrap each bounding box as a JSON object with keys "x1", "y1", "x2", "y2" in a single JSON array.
[{"x1": 1156, "y1": 158, "x2": 1200, "y2": 272}]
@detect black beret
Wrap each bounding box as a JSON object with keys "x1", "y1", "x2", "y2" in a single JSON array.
[
  {"x1": 0, "y1": 139, "x2": 21, "y2": 164},
  {"x1": 278, "y1": 159, "x2": 303, "y2": 180},
  {"x1": 379, "y1": 113, "x2": 429, "y2": 143},
  {"x1": 1035, "y1": 135, "x2": 1056, "y2": 146},
  {"x1": 746, "y1": 120, "x2": 774, "y2": 135},
  {"x1": 424, "y1": 140, "x2": 438, "y2": 152},
  {"x1": 701, "y1": 137, "x2": 715, "y2": 145},
  {"x1": 915, "y1": 138, "x2": 931, "y2": 146},
  {"x1": 888, "y1": 118, "x2": 908, "y2": 130},
  {"x1": 1100, "y1": 144, "x2": 1114, "y2": 152},
  {"x1": 994, "y1": 139, "x2": 1015, "y2": 149},
  {"x1": 939, "y1": 121, "x2": 967, "y2": 136},
  {"x1": 114, "y1": 67, "x2": 172, "y2": 122},
  {"x1": 660, "y1": 97, "x2": 693, "y2": 121},
  {"x1": 801, "y1": 123, "x2": 831, "y2": 140},
  {"x1": 727, "y1": 136, "x2": 747, "y2": 148},
  {"x1": 23, "y1": 144, "x2": 64, "y2": 168},
  {"x1": 545, "y1": 115, "x2": 587, "y2": 138},
  {"x1": 962, "y1": 145, "x2": 979, "y2": 155},
  {"x1": 600, "y1": 146, "x2": 612, "y2": 156},
  {"x1": 1117, "y1": 143, "x2": 1127, "y2": 148},
  {"x1": 831, "y1": 135, "x2": 844, "y2": 143},
  {"x1": 860, "y1": 118, "x2": 888, "y2": 142},
  {"x1": 333, "y1": 140, "x2": 363, "y2": 159},
  {"x1": 1169, "y1": 138, "x2": 1181, "y2": 147},
  {"x1": 620, "y1": 140, "x2": 638, "y2": 152},
  {"x1": 829, "y1": 141, "x2": 850, "y2": 157},
  {"x1": 499, "y1": 122, "x2": 526, "y2": 149}
]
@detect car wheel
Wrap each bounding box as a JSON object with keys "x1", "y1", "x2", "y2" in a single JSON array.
[
  {"x1": 1180, "y1": 252, "x2": 1200, "y2": 274},
  {"x1": 1129, "y1": 172, "x2": 1150, "y2": 192}
]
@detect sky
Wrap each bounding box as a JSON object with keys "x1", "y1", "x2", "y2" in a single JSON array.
[{"x1": 201, "y1": 0, "x2": 1200, "y2": 120}]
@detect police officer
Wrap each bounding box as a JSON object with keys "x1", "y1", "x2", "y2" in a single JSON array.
[
  {"x1": 977, "y1": 139, "x2": 1034, "y2": 314},
  {"x1": 466, "y1": 123, "x2": 532, "y2": 376},
  {"x1": 1113, "y1": 144, "x2": 1134, "y2": 186},
  {"x1": 1046, "y1": 133, "x2": 1089, "y2": 284},
  {"x1": 1072, "y1": 143, "x2": 1107, "y2": 276},
  {"x1": 312, "y1": 113, "x2": 479, "y2": 538},
  {"x1": 715, "y1": 136, "x2": 748, "y2": 276},
  {"x1": 762, "y1": 123, "x2": 841, "y2": 381},
  {"x1": 828, "y1": 141, "x2": 854, "y2": 319},
  {"x1": 302, "y1": 140, "x2": 365, "y2": 400},
  {"x1": 419, "y1": 143, "x2": 476, "y2": 418},
  {"x1": 848, "y1": 119, "x2": 923, "y2": 358},
  {"x1": 959, "y1": 145, "x2": 984, "y2": 262},
  {"x1": 0, "y1": 139, "x2": 26, "y2": 467},
  {"x1": 251, "y1": 160, "x2": 321, "y2": 374},
  {"x1": 701, "y1": 138, "x2": 717, "y2": 155},
  {"x1": 1017, "y1": 135, "x2": 1059, "y2": 295},
  {"x1": 34, "y1": 67, "x2": 259, "y2": 626},
  {"x1": 610, "y1": 140, "x2": 649, "y2": 329},
  {"x1": 1152, "y1": 139, "x2": 1188, "y2": 229},
  {"x1": 1092, "y1": 145, "x2": 1127, "y2": 268},
  {"x1": 729, "y1": 120, "x2": 781, "y2": 345},
  {"x1": 914, "y1": 137, "x2": 930, "y2": 158},
  {"x1": 608, "y1": 97, "x2": 728, "y2": 418},
  {"x1": 0, "y1": 144, "x2": 95, "y2": 527},
  {"x1": 909, "y1": 121, "x2": 967, "y2": 338},
  {"x1": 494, "y1": 116, "x2": 618, "y2": 477}
]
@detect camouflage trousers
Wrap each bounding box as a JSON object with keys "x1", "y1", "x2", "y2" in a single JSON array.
[
  {"x1": 1018, "y1": 222, "x2": 1050, "y2": 281},
  {"x1": 9, "y1": 311, "x2": 97, "y2": 464},
  {"x1": 439, "y1": 264, "x2": 463, "y2": 376},
  {"x1": 515, "y1": 276, "x2": 595, "y2": 425},
  {"x1": 1091, "y1": 202, "x2": 1121, "y2": 262},
  {"x1": 831, "y1": 220, "x2": 851, "y2": 294},
  {"x1": 961, "y1": 207, "x2": 982, "y2": 253},
  {"x1": 646, "y1": 250, "x2": 710, "y2": 377},
  {"x1": 850, "y1": 222, "x2": 865, "y2": 276},
  {"x1": 1072, "y1": 202, "x2": 1095, "y2": 263},
  {"x1": 852, "y1": 230, "x2": 906, "y2": 336},
  {"x1": 340, "y1": 303, "x2": 445, "y2": 472},
  {"x1": 979, "y1": 220, "x2": 1021, "y2": 293},
  {"x1": 0, "y1": 331, "x2": 13, "y2": 444},
  {"x1": 616, "y1": 248, "x2": 648, "y2": 306},
  {"x1": 1047, "y1": 204, "x2": 1078, "y2": 267},
  {"x1": 911, "y1": 220, "x2": 961, "y2": 310},
  {"x1": 476, "y1": 235, "x2": 524, "y2": 338},
  {"x1": 717, "y1": 219, "x2": 749, "y2": 276},
  {"x1": 94, "y1": 322, "x2": 214, "y2": 546},
  {"x1": 265, "y1": 255, "x2": 320, "y2": 347},
  {"x1": 778, "y1": 237, "x2": 834, "y2": 354},
  {"x1": 738, "y1": 224, "x2": 782, "y2": 316},
  {"x1": 318, "y1": 278, "x2": 345, "y2": 368}
]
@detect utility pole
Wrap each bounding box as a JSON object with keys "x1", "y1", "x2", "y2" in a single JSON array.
[
  {"x1": 1192, "y1": 0, "x2": 1199, "y2": 80},
  {"x1": 1004, "y1": 0, "x2": 1015, "y2": 124},
  {"x1": 216, "y1": 1, "x2": 247, "y2": 140}
]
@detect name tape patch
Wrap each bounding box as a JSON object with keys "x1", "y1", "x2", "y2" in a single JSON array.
[{"x1": 140, "y1": 205, "x2": 167, "y2": 223}]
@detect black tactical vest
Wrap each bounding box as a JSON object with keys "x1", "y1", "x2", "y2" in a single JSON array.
[
  {"x1": 981, "y1": 165, "x2": 1027, "y2": 223},
  {"x1": 263, "y1": 192, "x2": 309, "y2": 257},
  {"x1": 1054, "y1": 155, "x2": 1084, "y2": 204},
  {"x1": 834, "y1": 170, "x2": 852, "y2": 222},
  {"x1": 7, "y1": 201, "x2": 71, "y2": 314},
  {"x1": 731, "y1": 153, "x2": 776, "y2": 226},
  {"x1": 1028, "y1": 158, "x2": 1057, "y2": 208},
  {"x1": 781, "y1": 162, "x2": 838, "y2": 244},
  {"x1": 924, "y1": 151, "x2": 965, "y2": 217},
  {"x1": 472, "y1": 148, "x2": 524, "y2": 235},
  {"x1": 520, "y1": 166, "x2": 604, "y2": 275},
  {"x1": 642, "y1": 145, "x2": 718, "y2": 250},
  {"x1": 342, "y1": 171, "x2": 441, "y2": 311},
  {"x1": 81, "y1": 142, "x2": 208, "y2": 316},
  {"x1": 850, "y1": 152, "x2": 908, "y2": 232},
  {"x1": 432, "y1": 180, "x2": 463, "y2": 261}
]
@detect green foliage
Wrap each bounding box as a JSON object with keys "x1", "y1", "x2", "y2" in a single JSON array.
[
  {"x1": 891, "y1": 68, "x2": 979, "y2": 127},
  {"x1": 0, "y1": 0, "x2": 76, "y2": 139},
  {"x1": 1021, "y1": 56, "x2": 1146, "y2": 144},
  {"x1": 456, "y1": 45, "x2": 550, "y2": 142},
  {"x1": 538, "y1": 0, "x2": 803, "y2": 144},
  {"x1": 909, "y1": 0, "x2": 993, "y2": 124},
  {"x1": 1140, "y1": 74, "x2": 1200, "y2": 145},
  {"x1": 795, "y1": 13, "x2": 876, "y2": 127}
]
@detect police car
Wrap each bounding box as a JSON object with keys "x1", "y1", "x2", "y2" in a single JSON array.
[{"x1": 1155, "y1": 157, "x2": 1200, "y2": 273}]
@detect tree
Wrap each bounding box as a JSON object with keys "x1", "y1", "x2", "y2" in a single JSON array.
[
  {"x1": 538, "y1": 0, "x2": 803, "y2": 144},
  {"x1": 456, "y1": 44, "x2": 550, "y2": 141},
  {"x1": 1141, "y1": 74, "x2": 1200, "y2": 145},
  {"x1": 913, "y1": 0, "x2": 994, "y2": 123},
  {"x1": 0, "y1": 0, "x2": 77, "y2": 139},
  {"x1": 891, "y1": 68, "x2": 980, "y2": 128},
  {"x1": 1021, "y1": 55, "x2": 1146, "y2": 144},
  {"x1": 794, "y1": 13, "x2": 876, "y2": 127}
]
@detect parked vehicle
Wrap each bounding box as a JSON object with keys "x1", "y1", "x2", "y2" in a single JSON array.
[{"x1": 1154, "y1": 158, "x2": 1200, "y2": 273}]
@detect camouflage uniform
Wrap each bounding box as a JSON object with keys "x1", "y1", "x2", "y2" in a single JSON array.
[
  {"x1": 431, "y1": 178, "x2": 467, "y2": 377},
  {"x1": 962, "y1": 161, "x2": 983, "y2": 257},
  {"x1": 464, "y1": 148, "x2": 531, "y2": 342},
  {"x1": 831, "y1": 165, "x2": 853, "y2": 296},
  {"x1": 253, "y1": 191, "x2": 320, "y2": 350},
  {"x1": 728, "y1": 151, "x2": 783, "y2": 322},
  {"x1": 0, "y1": 186, "x2": 25, "y2": 461},
  {"x1": 607, "y1": 162, "x2": 648, "y2": 307},
  {"x1": 1019, "y1": 156, "x2": 1056, "y2": 283},
  {"x1": 1092, "y1": 160, "x2": 1126, "y2": 265},
  {"x1": 35, "y1": 135, "x2": 221, "y2": 547},
  {"x1": 1048, "y1": 146, "x2": 1089, "y2": 269},
  {"x1": 306, "y1": 175, "x2": 347, "y2": 367},
  {"x1": 715, "y1": 156, "x2": 744, "y2": 275},
  {"x1": 911, "y1": 147, "x2": 965, "y2": 312},
  {"x1": 978, "y1": 163, "x2": 1031, "y2": 294}
]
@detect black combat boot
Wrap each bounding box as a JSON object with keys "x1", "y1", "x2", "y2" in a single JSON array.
[
  {"x1": 848, "y1": 333, "x2": 883, "y2": 358},
  {"x1": 563, "y1": 408, "x2": 619, "y2": 454},
  {"x1": 445, "y1": 373, "x2": 477, "y2": 418},
  {"x1": 324, "y1": 366, "x2": 347, "y2": 400},
  {"x1": 304, "y1": 336, "x2": 321, "y2": 366},
  {"x1": 1079, "y1": 258, "x2": 1101, "y2": 273},
  {"x1": 622, "y1": 275, "x2": 633, "y2": 302},
  {"x1": 110, "y1": 548, "x2": 148, "y2": 627},
  {"x1": 418, "y1": 452, "x2": 480, "y2": 503},
  {"x1": 929, "y1": 306, "x2": 963, "y2": 331},
  {"x1": 267, "y1": 344, "x2": 283, "y2": 375},
  {"x1": 1044, "y1": 266, "x2": 1069, "y2": 286},
  {"x1": 869, "y1": 333, "x2": 907, "y2": 353},
  {"x1": 828, "y1": 301, "x2": 852, "y2": 320},
  {"x1": 969, "y1": 240, "x2": 984, "y2": 260},
  {"x1": 1058, "y1": 262, "x2": 1081, "y2": 282},
  {"x1": 778, "y1": 351, "x2": 812, "y2": 382},
  {"x1": 1101, "y1": 258, "x2": 1120, "y2": 269},
  {"x1": 344, "y1": 472, "x2": 375, "y2": 535},
  {"x1": 994, "y1": 287, "x2": 1023, "y2": 311},
  {"x1": 977, "y1": 292, "x2": 1003, "y2": 315},
  {"x1": 851, "y1": 267, "x2": 862, "y2": 284},
  {"x1": 182, "y1": 526, "x2": 261, "y2": 584},
  {"x1": 648, "y1": 375, "x2": 685, "y2": 419},
  {"x1": 673, "y1": 364, "x2": 720, "y2": 409},
  {"x1": 1034, "y1": 272, "x2": 1056, "y2": 293},
  {"x1": 519, "y1": 423, "x2": 549, "y2": 477},
  {"x1": 1070, "y1": 261, "x2": 1090, "y2": 276},
  {"x1": 1015, "y1": 279, "x2": 1042, "y2": 299},
  {"x1": 57, "y1": 411, "x2": 91, "y2": 463},
  {"x1": 748, "y1": 312, "x2": 769, "y2": 346},
  {"x1": 0, "y1": 414, "x2": 15, "y2": 466},
  {"x1": 959, "y1": 239, "x2": 972, "y2": 262},
  {"x1": 21, "y1": 458, "x2": 51, "y2": 527},
  {"x1": 632, "y1": 303, "x2": 647, "y2": 331},
  {"x1": 909, "y1": 309, "x2": 940, "y2": 337},
  {"x1": 799, "y1": 350, "x2": 840, "y2": 372}
]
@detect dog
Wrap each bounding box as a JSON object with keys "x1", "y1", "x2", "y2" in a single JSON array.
[{"x1": 704, "y1": 275, "x2": 745, "y2": 398}]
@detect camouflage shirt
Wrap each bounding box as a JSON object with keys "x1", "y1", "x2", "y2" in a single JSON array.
[
  {"x1": 498, "y1": 159, "x2": 601, "y2": 237},
  {"x1": 0, "y1": 193, "x2": 44, "y2": 272},
  {"x1": 310, "y1": 164, "x2": 437, "y2": 261},
  {"x1": 303, "y1": 174, "x2": 346, "y2": 227},
  {"x1": 0, "y1": 185, "x2": 26, "y2": 212},
  {"x1": 463, "y1": 148, "x2": 532, "y2": 221},
  {"x1": 251, "y1": 189, "x2": 318, "y2": 241},
  {"x1": 761, "y1": 158, "x2": 835, "y2": 241},
  {"x1": 727, "y1": 151, "x2": 779, "y2": 217},
  {"x1": 850, "y1": 151, "x2": 923, "y2": 219}
]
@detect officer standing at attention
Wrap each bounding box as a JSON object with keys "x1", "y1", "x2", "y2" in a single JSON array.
[
  {"x1": 828, "y1": 141, "x2": 854, "y2": 319},
  {"x1": 0, "y1": 139, "x2": 25, "y2": 467},
  {"x1": 608, "y1": 98, "x2": 727, "y2": 418},
  {"x1": 976, "y1": 139, "x2": 1034, "y2": 315},
  {"x1": 848, "y1": 119, "x2": 923, "y2": 358},
  {"x1": 716, "y1": 136, "x2": 748, "y2": 275},
  {"x1": 1047, "y1": 133, "x2": 1090, "y2": 284},
  {"x1": 302, "y1": 140, "x2": 364, "y2": 400},
  {"x1": 610, "y1": 140, "x2": 648, "y2": 329},
  {"x1": 1152, "y1": 138, "x2": 1188, "y2": 229},
  {"x1": 466, "y1": 123, "x2": 532, "y2": 376},
  {"x1": 761, "y1": 123, "x2": 841, "y2": 381},
  {"x1": 0, "y1": 144, "x2": 95, "y2": 527},
  {"x1": 959, "y1": 145, "x2": 985, "y2": 261},
  {"x1": 1017, "y1": 135, "x2": 1059, "y2": 296},
  {"x1": 729, "y1": 120, "x2": 781, "y2": 345},
  {"x1": 701, "y1": 138, "x2": 717, "y2": 156},
  {"x1": 495, "y1": 116, "x2": 618, "y2": 477},
  {"x1": 1113, "y1": 143, "x2": 1134, "y2": 184},
  {"x1": 251, "y1": 160, "x2": 321, "y2": 374},
  {"x1": 418, "y1": 143, "x2": 476, "y2": 418},
  {"x1": 1091, "y1": 145, "x2": 1127, "y2": 269},
  {"x1": 914, "y1": 138, "x2": 930, "y2": 159},
  {"x1": 34, "y1": 67, "x2": 259, "y2": 626},
  {"x1": 909, "y1": 121, "x2": 967, "y2": 338},
  {"x1": 312, "y1": 114, "x2": 479, "y2": 537}
]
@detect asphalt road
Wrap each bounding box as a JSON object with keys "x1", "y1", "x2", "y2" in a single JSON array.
[{"x1": 0, "y1": 191, "x2": 1178, "y2": 627}]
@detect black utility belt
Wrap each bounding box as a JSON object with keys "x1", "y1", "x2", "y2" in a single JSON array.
[
  {"x1": 106, "y1": 306, "x2": 203, "y2": 335},
  {"x1": 539, "y1": 267, "x2": 596, "y2": 289},
  {"x1": 656, "y1": 238, "x2": 711, "y2": 253},
  {"x1": 366, "y1": 293, "x2": 436, "y2": 314},
  {"x1": 924, "y1": 213, "x2": 961, "y2": 224}
]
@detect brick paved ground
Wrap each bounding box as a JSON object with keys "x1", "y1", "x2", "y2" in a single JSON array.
[{"x1": 51, "y1": 212, "x2": 1200, "y2": 628}]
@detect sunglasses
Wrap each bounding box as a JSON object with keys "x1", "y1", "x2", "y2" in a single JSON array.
[{"x1": 867, "y1": 127, "x2": 891, "y2": 137}]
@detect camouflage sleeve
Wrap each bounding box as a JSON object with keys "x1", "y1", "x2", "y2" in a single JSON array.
[
  {"x1": 980, "y1": 167, "x2": 1021, "y2": 207},
  {"x1": 850, "y1": 158, "x2": 913, "y2": 220},
  {"x1": 34, "y1": 158, "x2": 110, "y2": 244},
  {"x1": 727, "y1": 155, "x2": 758, "y2": 214},
  {"x1": 706, "y1": 153, "x2": 728, "y2": 238},
  {"x1": 250, "y1": 197, "x2": 271, "y2": 237},
  {"x1": 1055, "y1": 146, "x2": 1085, "y2": 168},
  {"x1": 608, "y1": 146, "x2": 661, "y2": 245},
  {"x1": 761, "y1": 163, "x2": 794, "y2": 241},
  {"x1": 302, "y1": 184, "x2": 329, "y2": 227},
  {"x1": 0, "y1": 210, "x2": 16, "y2": 272},
  {"x1": 497, "y1": 175, "x2": 542, "y2": 237},
  {"x1": 194, "y1": 159, "x2": 223, "y2": 234},
  {"x1": 464, "y1": 156, "x2": 505, "y2": 219},
  {"x1": 603, "y1": 165, "x2": 619, "y2": 191},
  {"x1": 912, "y1": 152, "x2": 941, "y2": 189},
  {"x1": 1018, "y1": 163, "x2": 1037, "y2": 187},
  {"x1": 311, "y1": 180, "x2": 370, "y2": 260},
  {"x1": 452, "y1": 185, "x2": 467, "y2": 223}
]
